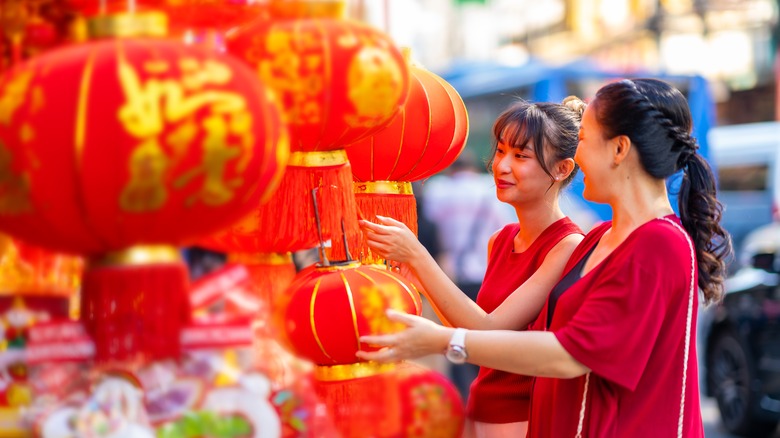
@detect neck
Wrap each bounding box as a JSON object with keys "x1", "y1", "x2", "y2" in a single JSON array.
[
  {"x1": 609, "y1": 175, "x2": 674, "y2": 235},
  {"x1": 513, "y1": 197, "x2": 566, "y2": 249}
]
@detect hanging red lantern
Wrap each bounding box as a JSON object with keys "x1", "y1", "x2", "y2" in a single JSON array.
[
  {"x1": 0, "y1": 37, "x2": 288, "y2": 362},
  {"x1": 346, "y1": 64, "x2": 468, "y2": 263},
  {"x1": 225, "y1": 0, "x2": 409, "y2": 260},
  {"x1": 314, "y1": 361, "x2": 465, "y2": 438},
  {"x1": 277, "y1": 262, "x2": 422, "y2": 366}
]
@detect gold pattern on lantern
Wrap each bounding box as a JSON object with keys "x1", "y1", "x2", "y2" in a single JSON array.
[
  {"x1": 120, "y1": 139, "x2": 170, "y2": 212},
  {"x1": 116, "y1": 53, "x2": 253, "y2": 212},
  {"x1": 258, "y1": 27, "x2": 324, "y2": 125},
  {"x1": 346, "y1": 46, "x2": 404, "y2": 126},
  {"x1": 408, "y1": 383, "x2": 459, "y2": 438},
  {"x1": 0, "y1": 71, "x2": 33, "y2": 126},
  {"x1": 357, "y1": 281, "x2": 408, "y2": 335},
  {"x1": 19, "y1": 123, "x2": 34, "y2": 143},
  {"x1": 0, "y1": 141, "x2": 31, "y2": 215},
  {"x1": 30, "y1": 86, "x2": 45, "y2": 114}
]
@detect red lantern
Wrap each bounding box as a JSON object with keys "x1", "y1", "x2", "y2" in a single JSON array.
[
  {"x1": 278, "y1": 263, "x2": 422, "y2": 365},
  {"x1": 347, "y1": 64, "x2": 468, "y2": 263},
  {"x1": 314, "y1": 361, "x2": 465, "y2": 438},
  {"x1": 0, "y1": 38, "x2": 288, "y2": 362},
  {"x1": 226, "y1": 0, "x2": 410, "y2": 260}
]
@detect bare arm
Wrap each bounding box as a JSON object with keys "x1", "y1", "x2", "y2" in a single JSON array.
[
  {"x1": 356, "y1": 310, "x2": 590, "y2": 379},
  {"x1": 361, "y1": 215, "x2": 583, "y2": 331}
]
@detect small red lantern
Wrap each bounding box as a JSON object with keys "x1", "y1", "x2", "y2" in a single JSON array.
[
  {"x1": 347, "y1": 64, "x2": 468, "y2": 263},
  {"x1": 277, "y1": 263, "x2": 422, "y2": 365},
  {"x1": 314, "y1": 361, "x2": 465, "y2": 438},
  {"x1": 225, "y1": 0, "x2": 410, "y2": 260},
  {"x1": 0, "y1": 37, "x2": 288, "y2": 362}
]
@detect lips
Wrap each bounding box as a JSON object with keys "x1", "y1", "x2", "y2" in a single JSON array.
[{"x1": 495, "y1": 179, "x2": 514, "y2": 189}]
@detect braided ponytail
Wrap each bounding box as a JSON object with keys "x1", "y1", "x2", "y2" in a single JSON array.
[
  {"x1": 594, "y1": 78, "x2": 732, "y2": 304},
  {"x1": 678, "y1": 153, "x2": 730, "y2": 304}
]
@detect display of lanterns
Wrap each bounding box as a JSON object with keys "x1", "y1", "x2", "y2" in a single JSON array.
[
  {"x1": 347, "y1": 62, "x2": 468, "y2": 264},
  {"x1": 225, "y1": 0, "x2": 410, "y2": 260},
  {"x1": 0, "y1": 37, "x2": 288, "y2": 362}
]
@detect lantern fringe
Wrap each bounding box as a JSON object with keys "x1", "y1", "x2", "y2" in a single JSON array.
[
  {"x1": 314, "y1": 365, "x2": 405, "y2": 438},
  {"x1": 260, "y1": 163, "x2": 360, "y2": 262},
  {"x1": 354, "y1": 193, "x2": 418, "y2": 265},
  {"x1": 81, "y1": 262, "x2": 190, "y2": 363}
]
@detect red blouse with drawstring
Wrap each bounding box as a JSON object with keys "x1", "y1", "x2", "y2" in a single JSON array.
[
  {"x1": 467, "y1": 217, "x2": 582, "y2": 423},
  {"x1": 528, "y1": 216, "x2": 705, "y2": 437}
]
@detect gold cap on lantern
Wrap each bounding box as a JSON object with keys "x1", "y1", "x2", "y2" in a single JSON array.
[
  {"x1": 92, "y1": 245, "x2": 182, "y2": 267},
  {"x1": 269, "y1": 0, "x2": 346, "y2": 19},
  {"x1": 86, "y1": 11, "x2": 168, "y2": 39}
]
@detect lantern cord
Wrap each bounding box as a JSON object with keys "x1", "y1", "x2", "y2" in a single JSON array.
[
  {"x1": 312, "y1": 187, "x2": 330, "y2": 267},
  {"x1": 341, "y1": 218, "x2": 353, "y2": 262}
]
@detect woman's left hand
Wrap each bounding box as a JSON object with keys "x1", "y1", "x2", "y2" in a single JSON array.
[{"x1": 356, "y1": 309, "x2": 453, "y2": 363}]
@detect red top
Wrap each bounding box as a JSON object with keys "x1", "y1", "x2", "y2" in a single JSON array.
[
  {"x1": 528, "y1": 216, "x2": 704, "y2": 438},
  {"x1": 467, "y1": 217, "x2": 583, "y2": 423}
]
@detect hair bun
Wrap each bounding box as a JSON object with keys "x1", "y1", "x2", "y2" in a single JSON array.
[{"x1": 562, "y1": 95, "x2": 586, "y2": 117}]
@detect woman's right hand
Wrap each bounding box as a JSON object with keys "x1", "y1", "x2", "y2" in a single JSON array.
[{"x1": 359, "y1": 215, "x2": 426, "y2": 264}]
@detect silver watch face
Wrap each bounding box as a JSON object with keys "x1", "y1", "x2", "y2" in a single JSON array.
[{"x1": 446, "y1": 345, "x2": 467, "y2": 364}]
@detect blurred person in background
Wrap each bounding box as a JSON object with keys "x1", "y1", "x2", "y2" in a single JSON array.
[
  {"x1": 360, "y1": 97, "x2": 586, "y2": 438},
  {"x1": 359, "y1": 79, "x2": 732, "y2": 438}
]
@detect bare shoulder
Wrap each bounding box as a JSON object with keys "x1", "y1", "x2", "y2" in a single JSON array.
[
  {"x1": 486, "y1": 227, "x2": 504, "y2": 257},
  {"x1": 551, "y1": 233, "x2": 585, "y2": 256}
]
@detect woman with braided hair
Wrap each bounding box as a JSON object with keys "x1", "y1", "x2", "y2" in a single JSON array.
[{"x1": 357, "y1": 78, "x2": 731, "y2": 437}]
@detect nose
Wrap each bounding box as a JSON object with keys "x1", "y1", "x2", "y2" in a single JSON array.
[{"x1": 493, "y1": 154, "x2": 509, "y2": 174}]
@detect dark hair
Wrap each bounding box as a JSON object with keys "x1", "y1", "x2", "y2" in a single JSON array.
[
  {"x1": 488, "y1": 97, "x2": 585, "y2": 189},
  {"x1": 592, "y1": 78, "x2": 732, "y2": 304}
]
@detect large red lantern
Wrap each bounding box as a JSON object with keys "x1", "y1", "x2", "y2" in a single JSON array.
[
  {"x1": 347, "y1": 64, "x2": 468, "y2": 263},
  {"x1": 314, "y1": 361, "x2": 465, "y2": 438},
  {"x1": 0, "y1": 37, "x2": 288, "y2": 362},
  {"x1": 277, "y1": 263, "x2": 422, "y2": 366},
  {"x1": 226, "y1": 0, "x2": 409, "y2": 260}
]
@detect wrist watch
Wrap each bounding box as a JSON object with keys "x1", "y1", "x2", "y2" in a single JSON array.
[{"x1": 445, "y1": 328, "x2": 468, "y2": 364}]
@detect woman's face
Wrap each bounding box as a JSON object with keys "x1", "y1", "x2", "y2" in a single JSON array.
[
  {"x1": 491, "y1": 130, "x2": 555, "y2": 206},
  {"x1": 575, "y1": 104, "x2": 613, "y2": 203}
]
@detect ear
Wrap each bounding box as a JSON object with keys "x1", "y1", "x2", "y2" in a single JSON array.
[
  {"x1": 554, "y1": 157, "x2": 576, "y2": 181},
  {"x1": 612, "y1": 135, "x2": 632, "y2": 166}
]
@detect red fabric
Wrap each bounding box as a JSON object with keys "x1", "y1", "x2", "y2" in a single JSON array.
[
  {"x1": 467, "y1": 217, "x2": 583, "y2": 423},
  {"x1": 528, "y1": 215, "x2": 704, "y2": 438}
]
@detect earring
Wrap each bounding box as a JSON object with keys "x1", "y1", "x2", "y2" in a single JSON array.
[{"x1": 554, "y1": 176, "x2": 560, "y2": 181}]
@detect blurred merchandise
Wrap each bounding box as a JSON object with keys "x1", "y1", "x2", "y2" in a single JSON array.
[{"x1": 314, "y1": 361, "x2": 464, "y2": 438}]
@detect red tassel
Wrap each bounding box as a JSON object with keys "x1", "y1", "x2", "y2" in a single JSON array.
[
  {"x1": 314, "y1": 363, "x2": 404, "y2": 438},
  {"x1": 354, "y1": 192, "x2": 418, "y2": 264},
  {"x1": 81, "y1": 248, "x2": 190, "y2": 364},
  {"x1": 260, "y1": 152, "x2": 360, "y2": 262}
]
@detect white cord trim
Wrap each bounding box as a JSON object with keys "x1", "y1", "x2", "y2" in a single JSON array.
[
  {"x1": 575, "y1": 372, "x2": 591, "y2": 438},
  {"x1": 659, "y1": 217, "x2": 695, "y2": 438}
]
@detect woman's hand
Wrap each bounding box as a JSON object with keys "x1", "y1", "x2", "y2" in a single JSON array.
[
  {"x1": 359, "y1": 215, "x2": 425, "y2": 265},
  {"x1": 356, "y1": 309, "x2": 453, "y2": 363}
]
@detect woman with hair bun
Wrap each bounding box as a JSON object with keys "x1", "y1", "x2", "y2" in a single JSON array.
[
  {"x1": 359, "y1": 97, "x2": 586, "y2": 437},
  {"x1": 358, "y1": 78, "x2": 731, "y2": 437}
]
